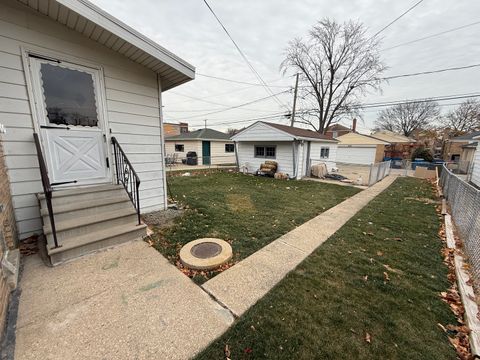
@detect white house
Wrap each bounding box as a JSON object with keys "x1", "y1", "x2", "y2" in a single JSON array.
[
  {"x1": 336, "y1": 132, "x2": 389, "y2": 165},
  {"x1": 231, "y1": 121, "x2": 338, "y2": 179},
  {"x1": 0, "y1": 0, "x2": 194, "y2": 263},
  {"x1": 165, "y1": 128, "x2": 235, "y2": 165},
  {"x1": 471, "y1": 135, "x2": 480, "y2": 187}
]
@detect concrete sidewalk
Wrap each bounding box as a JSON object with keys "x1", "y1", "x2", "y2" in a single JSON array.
[
  {"x1": 14, "y1": 241, "x2": 233, "y2": 360},
  {"x1": 202, "y1": 175, "x2": 397, "y2": 317}
]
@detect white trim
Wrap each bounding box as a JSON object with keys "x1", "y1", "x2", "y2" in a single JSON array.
[{"x1": 56, "y1": 0, "x2": 195, "y2": 78}]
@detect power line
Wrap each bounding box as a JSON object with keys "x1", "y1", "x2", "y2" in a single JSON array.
[
  {"x1": 189, "y1": 112, "x2": 288, "y2": 128},
  {"x1": 382, "y1": 20, "x2": 480, "y2": 51},
  {"x1": 179, "y1": 90, "x2": 290, "y2": 120},
  {"x1": 202, "y1": 0, "x2": 289, "y2": 110},
  {"x1": 382, "y1": 64, "x2": 480, "y2": 80},
  {"x1": 196, "y1": 73, "x2": 288, "y2": 88},
  {"x1": 372, "y1": 0, "x2": 424, "y2": 38}
]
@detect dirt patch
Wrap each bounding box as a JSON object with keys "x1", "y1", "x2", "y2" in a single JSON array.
[
  {"x1": 225, "y1": 194, "x2": 254, "y2": 212},
  {"x1": 143, "y1": 209, "x2": 184, "y2": 229}
]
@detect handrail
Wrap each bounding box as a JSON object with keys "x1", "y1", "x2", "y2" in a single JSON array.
[
  {"x1": 111, "y1": 137, "x2": 141, "y2": 225},
  {"x1": 33, "y1": 133, "x2": 60, "y2": 249}
]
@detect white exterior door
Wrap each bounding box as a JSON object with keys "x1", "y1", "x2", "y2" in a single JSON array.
[{"x1": 29, "y1": 56, "x2": 110, "y2": 186}]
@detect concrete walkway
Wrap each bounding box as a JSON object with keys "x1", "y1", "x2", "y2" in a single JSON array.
[
  {"x1": 202, "y1": 175, "x2": 398, "y2": 317},
  {"x1": 14, "y1": 241, "x2": 233, "y2": 360}
]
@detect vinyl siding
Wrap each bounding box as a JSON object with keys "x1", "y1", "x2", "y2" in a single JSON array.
[
  {"x1": 236, "y1": 141, "x2": 295, "y2": 176},
  {"x1": 472, "y1": 142, "x2": 480, "y2": 187},
  {"x1": 310, "y1": 142, "x2": 337, "y2": 171},
  {"x1": 233, "y1": 122, "x2": 293, "y2": 142},
  {"x1": 0, "y1": 0, "x2": 167, "y2": 239},
  {"x1": 165, "y1": 140, "x2": 236, "y2": 165}
]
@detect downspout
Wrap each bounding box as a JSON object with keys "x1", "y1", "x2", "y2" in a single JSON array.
[
  {"x1": 157, "y1": 74, "x2": 169, "y2": 210},
  {"x1": 291, "y1": 140, "x2": 297, "y2": 180},
  {"x1": 233, "y1": 141, "x2": 240, "y2": 172}
]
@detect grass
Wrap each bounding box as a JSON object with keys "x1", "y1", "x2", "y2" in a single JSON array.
[
  {"x1": 196, "y1": 177, "x2": 457, "y2": 359},
  {"x1": 150, "y1": 171, "x2": 360, "y2": 282}
]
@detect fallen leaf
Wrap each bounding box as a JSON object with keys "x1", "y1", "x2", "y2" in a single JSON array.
[
  {"x1": 363, "y1": 275, "x2": 368, "y2": 282},
  {"x1": 365, "y1": 332, "x2": 372, "y2": 344},
  {"x1": 383, "y1": 272, "x2": 390, "y2": 282},
  {"x1": 377, "y1": 251, "x2": 384, "y2": 256},
  {"x1": 224, "y1": 344, "x2": 231, "y2": 359}
]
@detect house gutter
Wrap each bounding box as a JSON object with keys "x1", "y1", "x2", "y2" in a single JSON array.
[
  {"x1": 233, "y1": 141, "x2": 240, "y2": 171},
  {"x1": 291, "y1": 140, "x2": 298, "y2": 180}
]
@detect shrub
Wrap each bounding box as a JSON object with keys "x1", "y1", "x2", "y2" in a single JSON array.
[{"x1": 411, "y1": 147, "x2": 433, "y2": 162}]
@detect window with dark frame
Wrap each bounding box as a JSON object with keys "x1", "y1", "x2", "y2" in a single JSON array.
[
  {"x1": 320, "y1": 146, "x2": 330, "y2": 159},
  {"x1": 175, "y1": 144, "x2": 184, "y2": 152},
  {"x1": 225, "y1": 144, "x2": 235, "y2": 153},
  {"x1": 254, "y1": 145, "x2": 276, "y2": 159}
]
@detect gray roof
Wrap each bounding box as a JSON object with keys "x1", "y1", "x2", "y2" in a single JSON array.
[
  {"x1": 451, "y1": 131, "x2": 480, "y2": 141},
  {"x1": 165, "y1": 128, "x2": 231, "y2": 141}
]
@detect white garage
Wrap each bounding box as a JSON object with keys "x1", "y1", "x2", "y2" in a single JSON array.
[{"x1": 335, "y1": 133, "x2": 389, "y2": 165}]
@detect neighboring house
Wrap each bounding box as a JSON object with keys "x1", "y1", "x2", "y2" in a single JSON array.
[
  {"x1": 164, "y1": 122, "x2": 188, "y2": 137},
  {"x1": 471, "y1": 135, "x2": 480, "y2": 187},
  {"x1": 443, "y1": 131, "x2": 480, "y2": 162},
  {"x1": 336, "y1": 132, "x2": 390, "y2": 165},
  {"x1": 325, "y1": 118, "x2": 357, "y2": 139},
  {"x1": 0, "y1": 0, "x2": 194, "y2": 263},
  {"x1": 370, "y1": 130, "x2": 416, "y2": 159},
  {"x1": 231, "y1": 121, "x2": 338, "y2": 179},
  {"x1": 165, "y1": 128, "x2": 235, "y2": 165}
]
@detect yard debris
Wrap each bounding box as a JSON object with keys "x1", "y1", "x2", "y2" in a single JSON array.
[
  {"x1": 19, "y1": 235, "x2": 39, "y2": 256},
  {"x1": 376, "y1": 251, "x2": 384, "y2": 256},
  {"x1": 383, "y1": 272, "x2": 390, "y2": 282},
  {"x1": 363, "y1": 275, "x2": 368, "y2": 282}
]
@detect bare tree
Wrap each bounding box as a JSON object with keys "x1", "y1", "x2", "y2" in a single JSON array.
[
  {"x1": 440, "y1": 99, "x2": 480, "y2": 135},
  {"x1": 280, "y1": 18, "x2": 386, "y2": 133},
  {"x1": 375, "y1": 100, "x2": 440, "y2": 137},
  {"x1": 226, "y1": 128, "x2": 240, "y2": 136}
]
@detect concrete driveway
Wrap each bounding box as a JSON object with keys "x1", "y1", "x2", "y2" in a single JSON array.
[{"x1": 13, "y1": 241, "x2": 233, "y2": 360}]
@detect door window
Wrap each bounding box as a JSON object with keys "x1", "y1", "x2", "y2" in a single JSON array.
[{"x1": 40, "y1": 63, "x2": 99, "y2": 127}]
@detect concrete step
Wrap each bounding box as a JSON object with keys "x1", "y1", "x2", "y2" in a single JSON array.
[
  {"x1": 48, "y1": 223, "x2": 147, "y2": 265},
  {"x1": 38, "y1": 184, "x2": 125, "y2": 207},
  {"x1": 44, "y1": 208, "x2": 138, "y2": 246},
  {"x1": 40, "y1": 195, "x2": 132, "y2": 222}
]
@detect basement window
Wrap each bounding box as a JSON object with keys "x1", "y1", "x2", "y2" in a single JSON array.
[
  {"x1": 225, "y1": 144, "x2": 235, "y2": 153},
  {"x1": 175, "y1": 144, "x2": 184, "y2": 152},
  {"x1": 320, "y1": 147, "x2": 330, "y2": 159}
]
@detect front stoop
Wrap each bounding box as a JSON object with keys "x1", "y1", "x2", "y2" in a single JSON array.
[{"x1": 37, "y1": 184, "x2": 147, "y2": 265}]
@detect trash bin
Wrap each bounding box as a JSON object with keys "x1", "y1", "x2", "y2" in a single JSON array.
[{"x1": 186, "y1": 151, "x2": 198, "y2": 165}]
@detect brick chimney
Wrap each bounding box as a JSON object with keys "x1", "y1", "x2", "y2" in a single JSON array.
[{"x1": 352, "y1": 118, "x2": 357, "y2": 133}]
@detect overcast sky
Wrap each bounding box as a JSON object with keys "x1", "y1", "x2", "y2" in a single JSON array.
[{"x1": 91, "y1": 0, "x2": 480, "y2": 133}]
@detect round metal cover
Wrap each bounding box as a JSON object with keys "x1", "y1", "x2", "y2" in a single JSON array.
[{"x1": 190, "y1": 242, "x2": 222, "y2": 259}]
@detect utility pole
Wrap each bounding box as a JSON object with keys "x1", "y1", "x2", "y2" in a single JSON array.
[
  {"x1": 204, "y1": 119, "x2": 207, "y2": 129},
  {"x1": 290, "y1": 73, "x2": 299, "y2": 127}
]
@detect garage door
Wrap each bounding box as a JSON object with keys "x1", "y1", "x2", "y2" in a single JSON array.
[{"x1": 336, "y1": 146, "x2": 376, "y2": 165}]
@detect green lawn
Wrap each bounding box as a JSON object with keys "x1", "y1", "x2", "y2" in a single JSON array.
[
  {"x1": 196, "y1": 177, "x2": 457, "y2": 359},
  {"x1": 150, "y1": 171, "x2": 360, "y2": 282}
]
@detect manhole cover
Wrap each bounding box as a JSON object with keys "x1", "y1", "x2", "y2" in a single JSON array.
[
  {"x1": 179, "y1": 238, "x2": 233, "y2": 270},
  {"x1": 190, "y1": 242, "x2": 222, "y2": 259}
]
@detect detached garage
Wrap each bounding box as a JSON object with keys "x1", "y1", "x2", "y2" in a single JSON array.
[
  {"x1": 232, "y1": 121, "x2": 338, "y2": 179},
  {"x1": 336, "y1": 132, "x2": 389, "y2": 165}
]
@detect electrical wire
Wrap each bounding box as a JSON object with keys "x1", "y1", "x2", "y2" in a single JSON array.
[
  {"x1": 371, "y1": 0, "x2": 424, "y2": 38},
  {"x1": 196, "y1": 73, "x2": 288, "y2": 88},
  {"x1": 382, "y1": 20, "x2": 480, "y2": 51},
  {"x1": 202, "y1": 0, "x2": 290, "y2": 110}
]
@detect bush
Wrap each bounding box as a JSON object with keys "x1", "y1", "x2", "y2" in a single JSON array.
[{"x1": 411, "y1": 147, "x2": 433, "y2": 162}]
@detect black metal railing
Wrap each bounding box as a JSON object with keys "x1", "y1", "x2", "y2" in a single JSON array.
[
  {"x1": 111, "y1": 137, "x2": 141, "y2": 225},
  {"x1": 33, "y1": 133, "x2": 60, "y2": 249}
]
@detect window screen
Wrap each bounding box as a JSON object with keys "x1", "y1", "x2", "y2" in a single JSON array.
[{"x1": 40, "y1": 63, "x2": 99, "y2": 127}]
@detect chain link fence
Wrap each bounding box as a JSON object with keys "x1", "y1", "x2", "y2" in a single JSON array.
[{"x1": 440, "y1": 164, "x2": 480, "y2": 286}]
